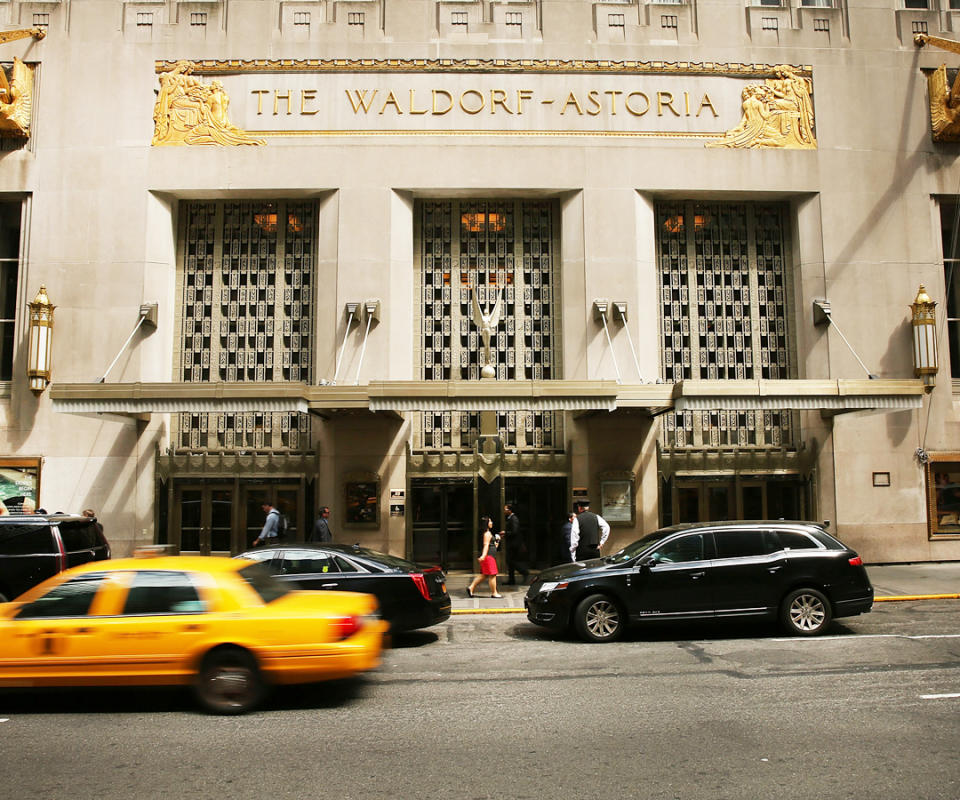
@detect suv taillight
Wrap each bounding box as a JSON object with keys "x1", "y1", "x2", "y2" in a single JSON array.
[{"x1": 848, "y1": 555, "x2": 863, "y2": 566}]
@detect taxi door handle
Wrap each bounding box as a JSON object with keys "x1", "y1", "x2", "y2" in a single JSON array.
[
  {"x1": 75, "y1": 627, "x2": 93, "y2": 634},
  {"x1": 182, "y1": 624, "x2": 205, "y2": 632}
]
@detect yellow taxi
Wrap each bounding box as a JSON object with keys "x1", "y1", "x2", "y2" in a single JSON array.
[{"x1": 0, "y1": 555, "x2": 389, "y2": 713}]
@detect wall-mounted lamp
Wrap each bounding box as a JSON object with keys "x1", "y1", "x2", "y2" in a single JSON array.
[
  {"x1": 910, "y1": 284, "x2": 938, "y2": 392},
  {"x1": 26, "y1": 285, "x2": 54, "y2": 395}
]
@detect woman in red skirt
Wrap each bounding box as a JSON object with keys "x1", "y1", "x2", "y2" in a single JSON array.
[{"x1": 467, "y1": 515, "x2": 502, "y2": 598}]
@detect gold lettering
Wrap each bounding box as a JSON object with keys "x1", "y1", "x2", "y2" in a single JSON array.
[
  {"x1": 684, "y1": 91, "x2": 690, "y2": 116},
  {"x1": 560, "y1": 92, "x2": 583, "y2": 115},
  {"x1": 380, "y1": 90, "x2": 403, "y2": 115},
  {"x1": 409, "y1": 89, "x2": 428, "y2": 115},
  {"x1": 273, "y1": 90, "x2": 293, "y2": 116},
  {"x1": 697, "y1": 93, "x2": 719, "y2": 118},
  {"x1": 517, "y1": 89, "x2": 533, "y2": 114},
  {"x1": 625, "y1": 92, "x2": 650, "y2": 116},
  {"x1": 604, "y1": 90, "x2": 622, "y2": 115},
  {"x1": 251, "y1": 89, "x2": 268, "y2": 115},
  {"x1": 301, "y1": 90, "x2": 319, "y2": 116},
  {"x1": 433, "y1": 90, "x2": 453, "y2": 115},
  {"x1": 345, "y1": 89, "x2": 378, "y2": 113},
  {"x1": 657, "y1": 92, "x2": 679, "y2": 117},
  {"x1": 586, "y1": 90, "x2": 602, "y2": 117},
  {"x1": 490, "y1": 89, "x2": 513, "y2": 114},
  {"x1": 460, "y1": 90, "x2": 485, "y2": 115}
]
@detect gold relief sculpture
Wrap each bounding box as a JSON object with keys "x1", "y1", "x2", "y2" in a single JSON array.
[
  {"x1": 708, "y1": 65, "x2": 816, "y2": 150},
  {"x1": 926, "y1": 64, "x2": 960, "y2": 142},
  {"x1": 0, "y1": 58, "x2": 35, "y2": 138},
  {"x1": 152, "y1": 60, "x2": 265, "y2": 147}
]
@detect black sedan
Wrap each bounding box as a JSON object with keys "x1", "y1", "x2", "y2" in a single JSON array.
[
  {"x1": 236, "y1": 543, "x2": 451, "y2": 632},
  {"x1": 525, "y1": 521, "x2": 874, "y2": 642}
]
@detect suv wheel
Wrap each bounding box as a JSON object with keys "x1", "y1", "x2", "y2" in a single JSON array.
[
  {"x1": 780, "y1": 588, "x2": 832, "y2": 636},
  {"x1": 574, "y1": 593, "x2": 624, "y2": 643},
  {"x1": 194, "y1": 647, "x2": 264, "y2": 714}
]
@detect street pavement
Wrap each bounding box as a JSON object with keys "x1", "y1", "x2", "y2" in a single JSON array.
[{"x1": 446, "y1": 560, "x2": 960, "y2": 612}]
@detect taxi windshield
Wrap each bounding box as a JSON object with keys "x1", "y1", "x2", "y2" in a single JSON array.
[{"x1": 238, "y1": 563, "x2": 293, "y2": 604}]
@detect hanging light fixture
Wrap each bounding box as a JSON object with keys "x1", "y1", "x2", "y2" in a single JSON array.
[
  {"x1": 26, "y1": 285, "x2": 55, "y2": 395},
  {"x1": 910, "y1": 284, "x2": 938, "y2": 392}
]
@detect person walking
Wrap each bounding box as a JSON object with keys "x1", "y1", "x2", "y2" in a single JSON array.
[
  {"x1": 501, "y1": 503, "x2": 530, "y2": 584},
  {"x1": 253, "y1": 500, "x2": 282, "y2": 547},
  {"x1": 467, "y1": 516, "x2": 502, "y2": 598},
  {"x1": 570, "y1": 499, "x2": 610, "y2": 561},
  {"x1": 310, "y1": 505, "x2": 333, "y2": 542}
]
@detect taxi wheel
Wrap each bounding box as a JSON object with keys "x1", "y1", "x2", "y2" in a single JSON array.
[{"x1": 194, "y1": 647, "x2": 264, "y2": 715}]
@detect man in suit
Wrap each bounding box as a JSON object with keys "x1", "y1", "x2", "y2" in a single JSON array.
[
  {"x1": 310, "y1": 505, "x2": 333, "y2": 543},
  {"x1": 500, "y1": 503, "x2": 530, "y2": 585}
]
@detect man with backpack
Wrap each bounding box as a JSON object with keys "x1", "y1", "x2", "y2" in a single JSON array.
[{"x1": 253, "y1": 499, "x2": 285, "y2": 546}]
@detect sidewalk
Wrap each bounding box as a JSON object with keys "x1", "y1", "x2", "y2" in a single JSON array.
[{"x1": 446, "y1": 562, "x2": 960, "y2": 613}]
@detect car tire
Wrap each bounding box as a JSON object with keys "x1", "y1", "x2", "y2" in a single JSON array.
[
  {"x1": 194, "y1": 647, "x2": 264, "y2": 715},
  {"x1": 780, "y1": 588, "x2": 832, "y2": 636},
  {"x1": 573, "y1": 593, "x2": 625, "y2": 643}
]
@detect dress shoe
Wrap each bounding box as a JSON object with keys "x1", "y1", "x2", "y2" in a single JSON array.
[
  {"x1": 466, "y1": 587, "x2": 475, "y2": 598},
  {"x1": 491, "y1": 594, "x2": 503, "y2": 598}
]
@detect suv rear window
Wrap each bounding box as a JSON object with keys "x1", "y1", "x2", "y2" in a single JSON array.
[
  {"x1": 716, "y1": 530, "x2": 781, "y2": 558},
  {"x1": 0, "y1": 523, "x2": 55, "y2": 555},
  {"x1": 777, "y1": 531, "x2": 820, "y2": 550},
  {"x1": 58, "y1": 521, "x2": 102, "y2": 551}
]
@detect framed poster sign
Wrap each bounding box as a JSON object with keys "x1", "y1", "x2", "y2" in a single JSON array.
[
  {"x1": 345, "y1": 472, "x2": 380, "y2": 527},
  {"x1": 600, "y1": 476, "x2": 634, "y2": 525}
]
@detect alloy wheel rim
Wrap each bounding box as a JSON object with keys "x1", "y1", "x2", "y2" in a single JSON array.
[
  {"x1": 207, "y1": 665, "x2": 254, "y2": 708},
  {"x1": 789, "y1": 594, "x2": 826, "y2": 631},
  {"x1": 586, "y1": 600, "x2": 620, "y2": 638}
]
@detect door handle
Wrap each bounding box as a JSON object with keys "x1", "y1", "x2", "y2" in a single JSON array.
[
  {"x1": 182, "y1": 624, "x2": 205, "y2": 632},
  {"x1": 689, "y1": 571, "x2": 706, "y2": 580},
  {"x1": 75, "y1": 627, "x2": 92, "y2": 634},
  {"x1": 768, "y1": 565, "x2": 783, "y2": 574},
  {"x1": 321, "y1": 583, "x2": 338, "y2": 588}
]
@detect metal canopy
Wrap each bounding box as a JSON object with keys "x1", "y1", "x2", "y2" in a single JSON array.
[{"x1": 49, "y1": 378, "x2": 924, "y2": 419}]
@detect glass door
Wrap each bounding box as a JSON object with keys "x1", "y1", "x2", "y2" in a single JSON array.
[
  {"x1": 174, "y1": 484, "x2": 235, "y2": 556},
  {"x1": 410, "y1": 480, "x2": 474, "y2": 570}
]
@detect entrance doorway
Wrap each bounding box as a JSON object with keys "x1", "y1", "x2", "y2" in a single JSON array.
[
  {"x1": 410, "y1": 479, "x2": 474, "y2": 570},
  {"x1": 666, "y1": 476, "x2": 809, "y2": 525},
  {"x1": 503, "y1": 477, "x2": 568, "y2": 568},
  {"x1": 170, "y1": 481, "x2": 306, "y2": 556}
]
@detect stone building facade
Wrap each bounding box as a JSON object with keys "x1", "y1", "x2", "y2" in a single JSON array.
[{"x1": 0, "y1": 0, "x2": 958, "y2": 566}]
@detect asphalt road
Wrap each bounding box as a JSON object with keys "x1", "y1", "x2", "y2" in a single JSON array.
[{"x1": 2, "y1": 601, "x2": 959, "y2": 800}]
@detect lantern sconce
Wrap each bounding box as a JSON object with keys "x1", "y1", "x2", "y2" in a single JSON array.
[
  {"x1": 26, "y1": 285, "x2": 55, "y2": 395},
  {"x1": 910, "y1": 284, "x2": 938, "y2": 392}
]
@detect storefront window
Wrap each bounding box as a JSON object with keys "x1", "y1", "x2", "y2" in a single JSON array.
[
  {"x1": 928, "y1": 455, "x2": 960, "y2": 536},
  {"x1": 938, "y1": 200, "x2": 960, "y2": 383},
  {"x1": 0, "y1": 200, "x2": 22, "y2": 384}
]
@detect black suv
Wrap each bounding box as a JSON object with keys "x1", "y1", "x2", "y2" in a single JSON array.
[
  {"x1": 525, "y1": 521, "x2": 873, "y2": 642},
  {"x1": 0, "y1": 514, "x2": 111, "y2": 602}
]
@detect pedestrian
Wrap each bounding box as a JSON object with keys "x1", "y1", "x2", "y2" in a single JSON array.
[
  {"x1": 82, "y1": 508, "x2": 105, "y2": 537},
  {"x1": 570, "y1": 499, "x2": 610, "y2": 561},
  {"x1": 467, "y1": 516, "x2": 502, "y2": 598},
  {"x1": 500, "y1": 503, "x2": 530, "y2": 584},
  {"x1": 310, "y1": 505, "x2": 333, "y2": 542},
  {"x1": 252, "y1": 499, "x2": 282, "y2": 547},
  {"x1": 559, "y1": 510, "x2": 576, "y2": 563}
]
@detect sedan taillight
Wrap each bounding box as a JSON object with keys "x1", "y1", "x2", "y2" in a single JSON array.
[
  {"x1": 330, "y1": 615, "x2": 362, "y2": 640},
  {"x1": 411, "y1": 573, "x2": 430, "y2": 601},
  {"x1": 848, "y1": 555, "x2": 863, "y2": 566}
]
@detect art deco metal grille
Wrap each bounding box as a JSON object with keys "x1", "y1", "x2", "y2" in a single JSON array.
[
  {"x1": 416, "y1": 199, "x2": 560, "y2": 452},
  {"x1": 176, "y1": 200, "x2": 316, "y2": 452},
  {"x1": 657, "y1": 201, "x2": 796, "y2": 448}
]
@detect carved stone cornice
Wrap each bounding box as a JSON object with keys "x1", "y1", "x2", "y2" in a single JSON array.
[
  {"x1": 157, "y1": 450, "x2": 320, "y2": 481},
  {"x1": 155, "y1": 58, "x2": 812, "y2": 78}
]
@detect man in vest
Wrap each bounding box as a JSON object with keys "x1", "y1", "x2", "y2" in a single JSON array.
[{"x1": 570, "y1": 499, "x2": 610, "y2": 561}]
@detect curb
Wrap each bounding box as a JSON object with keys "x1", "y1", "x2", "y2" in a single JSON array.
[
  {"x1": 874, "y1": 593, "x2": 960, "y2": 602},
  {"x1": 452, "y1": 608, "x2": 526, "y2": 615}
]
